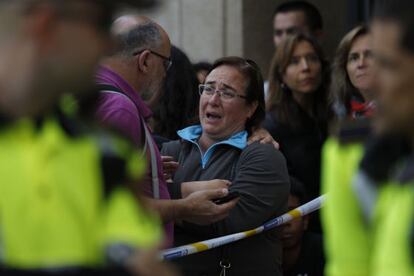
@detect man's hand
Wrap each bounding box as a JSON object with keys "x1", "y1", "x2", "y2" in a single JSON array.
[
  {"x1": 180, "y1": 188, "x2": 239, "y2": 225},
  {"x1": 161, "y1": 156, "x2": 179, "y2": 180},
  {"x1": 181, "y1": 179, "x2": 231, "y2": 198},
  {"x1": 248, "y1": 127, "x2": 279, "y2": 149},
  {"x1": 126, "y1": 248, "x2": 180, "y2": 276}
]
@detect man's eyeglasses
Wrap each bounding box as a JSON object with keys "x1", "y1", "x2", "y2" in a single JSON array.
[
  {"x1": 199, "y1": 84, "x2": 247, "y2": 101},
  {"x1": 133, "y1": 49, "x2": 172, "y2": 71}
]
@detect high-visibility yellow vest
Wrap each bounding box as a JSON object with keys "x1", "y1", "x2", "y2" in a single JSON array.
[
  {"x1": 0, "y1": 116, "x2": 162, "y2": 269},
  {"x1": 372, "y1": 183, "x2": 414, "y2": 276},
  {"x1": 321, "y1": 138, "x2": 370, "y2": 276}
]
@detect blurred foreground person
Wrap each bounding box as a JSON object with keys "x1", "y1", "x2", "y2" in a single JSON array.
[
  {"x1": 322, "y1": 0, "x2": 414, "y2": 275},
  {"x1": 0, "y1": 1, "x2": 177, "y2": 275}
]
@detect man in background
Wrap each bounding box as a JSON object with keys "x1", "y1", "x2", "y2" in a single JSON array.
[{"x1": 273, "y1": 1, "x2": 323, "y2": 47}]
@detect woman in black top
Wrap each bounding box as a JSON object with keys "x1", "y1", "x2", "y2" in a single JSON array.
[{"x1": 264, "y1": 33, "x2": 332, "y2": 204}]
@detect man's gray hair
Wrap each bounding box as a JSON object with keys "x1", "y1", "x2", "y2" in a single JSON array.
[{"x1": 115, "y1": 21, "x2": 162, "y2": 57}]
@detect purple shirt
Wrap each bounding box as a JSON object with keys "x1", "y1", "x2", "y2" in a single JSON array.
[{"x1": 95, "y1": 66, "x2": 173, "y2": 247}]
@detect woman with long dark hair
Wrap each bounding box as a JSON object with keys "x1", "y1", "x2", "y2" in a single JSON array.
[
  {"x1": 264, "y1": 33, "x2": 332, "y2": 203},
  {"x1": 152, "y1": 46, "x2": 200, "y2": 142}
]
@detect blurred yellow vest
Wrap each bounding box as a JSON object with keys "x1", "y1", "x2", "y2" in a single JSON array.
[
  {"x1": 372, "y1": 184, "x2": 414, "y2": 276},
  {"x1": 322, "y1": 138, "x2": 370, "y2": 276},
  {"x1": 0, "y1": 117, "x2": 161, "y2": 269},
  {"x1": 322, "y1": 137, "x2": 414, "y2": 276}
]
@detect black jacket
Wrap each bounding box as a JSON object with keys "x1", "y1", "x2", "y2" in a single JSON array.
[
  {"x1": 263, "y1": 110, "x2": 328, "y2": 201},
  {"x1": 162, "y1": 141, "x2": 290, "y2": 276}
]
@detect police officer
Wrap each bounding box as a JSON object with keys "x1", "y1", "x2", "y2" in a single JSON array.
[
  {"x1": 322, "y1": 0, "x2": 414, "y2": 275},
  {"x1": 0, "y1": 1, "x2": 176, "y2": 275}
]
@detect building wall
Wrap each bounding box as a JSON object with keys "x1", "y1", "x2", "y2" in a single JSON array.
[
  {"x1": 140, "y1": 0, "x2": 348, "y2": 77},
  {"x1": 142, "y1": 0, "x2": 243, "y2": 61}
]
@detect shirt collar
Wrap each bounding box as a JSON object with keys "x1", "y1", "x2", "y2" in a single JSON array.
[
  {"x1": 95, "y1": 65, "x2": 153, "y2": 120},
  {"x1": 177, "y1": 125, "x2": 248, "y2": 150}
]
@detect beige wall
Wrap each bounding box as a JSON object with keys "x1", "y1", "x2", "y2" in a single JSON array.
[
  {"x1": 140, "y1": 0, "x2": 348, "y2": 77},
  {"x1": 141, "y1": 0, "x2": 243, "y2": 61}
]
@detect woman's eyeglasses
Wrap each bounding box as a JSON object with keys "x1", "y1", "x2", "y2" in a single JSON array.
[{"x1": 199, "y1": 84, "x2": 247, "y2": 101}]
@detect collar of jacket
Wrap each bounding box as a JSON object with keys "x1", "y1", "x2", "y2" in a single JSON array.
[{"x1": 177, "y1": 125, "x2": 247, "y2": 168}]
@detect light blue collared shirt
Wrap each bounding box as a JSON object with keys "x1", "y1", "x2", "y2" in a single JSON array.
[{"x1": 177, "y1": 125, "x2": 248, "y2": 169}]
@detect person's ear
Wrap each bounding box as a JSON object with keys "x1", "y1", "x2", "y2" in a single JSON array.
[{"x1": 137, "y1": 50, "x2": 151, "y2": 74}]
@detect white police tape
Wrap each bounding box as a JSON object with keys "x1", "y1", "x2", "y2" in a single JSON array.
[{"x1": 161, "y1": 195, "x2": 326, "y2": 260}]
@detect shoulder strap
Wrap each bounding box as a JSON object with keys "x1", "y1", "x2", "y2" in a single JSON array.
[
  {"x1": 97, "y1": 84, "x2": 161, "y2": 199},
  {"x1": 96, "y1": 84, "x2": 124, "y2": 94}
]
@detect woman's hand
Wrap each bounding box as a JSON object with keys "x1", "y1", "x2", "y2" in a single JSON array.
[
  {"x1": 161, "y1": 156, "x2": 179, "y2": 181},
  {"x1": 181, "y1": 179, "x2": 231, "y2": 198},
  {"x1": 248, "y1": 127, "x2": 280, "y2": 149},
  {"x1": 180, "y1": 188, "x2": 239, "y2": 225}
]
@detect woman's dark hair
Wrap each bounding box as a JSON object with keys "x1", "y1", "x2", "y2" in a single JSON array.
[
  {"x1": 330, "y1": 24, "x2": 370, "y2": 117},
  {"x1": 209, "y1": 56, "x2": 265, "y2": 133},
  {"x1": 193, "y1": 62, "x2": 213, "y2": 75},
  {"x1": 152, "y1": 46, "x2": 199, "y2": 140},
  {"x1": 290, "y1": 176, "x2": 308, "y2": 205},
  {"x1": 267, "y1": 32, "x2": 331, "y2": 128}
]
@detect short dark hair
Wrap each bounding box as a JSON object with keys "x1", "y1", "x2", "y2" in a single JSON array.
[
  {"x1": 274, "y1": 1, "x2": 323, "y2": 32},
  {"x1": 290, "y1": 176, "x2": 308, "y2": 205},
  {"x1": 193, "y1": 62, "x2": 213, "y2": 75},
  {"x1": 115, "y1": 21, "x2": 162, "y2": 57},
  {"x1": 209, "y1": 57, "x2": 265, "y2": 132},
  {"x1": 374, "y1": 0, "x2": 414, "y2": 53}
]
